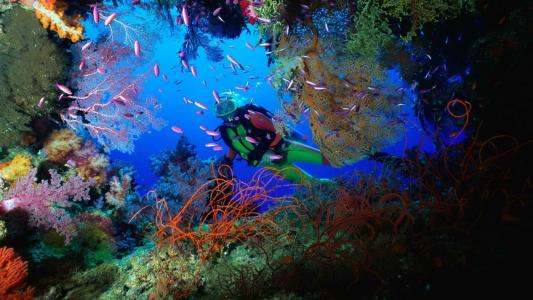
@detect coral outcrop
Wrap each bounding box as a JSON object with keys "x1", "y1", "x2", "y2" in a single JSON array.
[
  {"x1": 33, "y1": 0, "x2": 84, "y2": 43},
  {"x1": 0, "y1": 153, "x2": 33, "y2": 183},
  {"x1": 0, "y1": 246, "x2": 33, "y2": 299}
]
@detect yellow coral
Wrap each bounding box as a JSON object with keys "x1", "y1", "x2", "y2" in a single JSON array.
[
  {"x1": 0, "y1": 154, "x2": 33, "y2": 183},
  {"x1": 44, "y1": 129, "x2": 82, "y2": 162},
  {"x1": 33, "y1": 0, "x2": 84, "y2": 43},
  {"x1": 76, "y1": 153, "x2": 109, "y2": 185}
]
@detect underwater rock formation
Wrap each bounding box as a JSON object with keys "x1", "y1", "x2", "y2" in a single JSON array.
[{"x1": 0, "y1": 6, "x2": 68, "y2": 148}]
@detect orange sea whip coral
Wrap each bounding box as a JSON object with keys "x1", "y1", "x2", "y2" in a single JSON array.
[
  {"x1": 33, "y1": 0, "x2": 84, "y2": 43},
  {"x1": 139, "y1": 165, "x2": 297, "y2": 261},
  {"x1": 0, "y1": 247, "x2": 33, "y2": 299},
  {"x1": 292, "y1": 181, "x2": 414, "y2": 281}
]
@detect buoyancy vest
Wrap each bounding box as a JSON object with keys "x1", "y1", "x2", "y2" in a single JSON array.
[{"x1": 217, "y1": 104, "x2": 284, "y2": 166}]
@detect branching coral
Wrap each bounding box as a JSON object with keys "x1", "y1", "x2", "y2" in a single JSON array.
[
  {"x1": 294, "y1": 184, "x2": 413, "y2": 280},
  {"x1": 150, "y1": 136, "x2": 212, "y2": 210},
  {"x1": 72, "y1": 141, "x2": 109, "y2": 185},
  {"x1": 254, "y1": 0, "x2": 284, "y2": 34},
  {"x1": 2, "y1": 168, "x2": 94, "y2": 243},
  {"x1": 0, "y1": 247, "x2": 33, "y2": 299},
  {"x1": 33, "y1": 0, "x2": 84, "y2": 43},
  {"x1": 105, "y1": 172, "x2": 131, "y2": 209},
  {"x1": 63, "y1": 41, "x2": 164, "y2": 153},
  {"x1": 147, "y1": 165, "x2": 295, "y2": 261}
]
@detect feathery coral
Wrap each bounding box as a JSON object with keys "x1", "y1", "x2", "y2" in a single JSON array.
[
  {"x1": 3, "y1": 168, "x2": 94, "y2": 243},
  {"x1": 33, "y1": 0, "x2": 84, "y2": 43},
  {"x1": 0, "y1": 247, "x2": 33, "y2": 299},
  {"x1": 275, "y1": 32, "x2": 402, "y2": 166}
]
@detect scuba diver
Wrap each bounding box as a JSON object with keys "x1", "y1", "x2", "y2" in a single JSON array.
[{"x1": 213, "y1": 91, "x2": 331, "y2": 185}]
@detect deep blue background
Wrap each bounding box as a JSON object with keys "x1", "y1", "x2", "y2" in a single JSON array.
[{"x1": 82, "y1": 3, "x2": 433, "y2": 192}]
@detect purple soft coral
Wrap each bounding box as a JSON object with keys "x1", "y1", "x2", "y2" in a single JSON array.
[{"x1": 1, "y1": 168, "x2": 94, "y2": 243}]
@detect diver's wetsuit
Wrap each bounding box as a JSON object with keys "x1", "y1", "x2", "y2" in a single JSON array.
[{"x1": 217, "y1": 104, "x2": 329, "y2": 184}]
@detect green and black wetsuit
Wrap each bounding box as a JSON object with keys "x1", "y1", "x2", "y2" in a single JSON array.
[{"x1": 217, "y1": 104, "x2": 329, "y2": 184}]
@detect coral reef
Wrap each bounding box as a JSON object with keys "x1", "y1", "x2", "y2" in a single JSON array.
[
  {"x1": 33, "y1": 0, "x2": 84, "y2": 43},
  {"x1": 150, "y1": 136, "x2": 212, "y2": 210},
  {"x1": 0, "y1": 1, "x2": 530, "y2": 299},
  {"x1": 105, "y1": 172, "x2": 131, "y2": 210},
  {"x1": 2, "y1": 168, "x2": 94, "y2": 243},
  {"x1": 43, "y1": 129, "x2": 82, "y2": 163},
  {"x1": 72, "y1": 141, "x2": 109, "y2": 185},
  {"x1": 63, "y1": 40, "x2": 165, "y2": 153},
  {"x1": 43, "y1": 129, "x2": 109, "y2": 185},
  {"x1": 0, "y1": 246, "x2": 33, "y2": 299},
  {"x1": 345, "y1": 0, "x2": 475, "y2": 57},
  {"x1": 171, "y1": 0, "x2": 246, "y2": 63},
  {"x1": 275, "y1": 35, "x2": 402, "y2": 166},
  {"x1": 0, "y1": 6, "x2": 68, "y2": 147},
  {"x1": 102, "y1": 246, "x2": 202, "y2": 299},
  {"x1": 42, "y1": 262, "x2": 118, "y2": 300},
  {"x1": 0, "y1": 153, "x2": 33, "y2": 183},
  {"x1": 150, "y1": 166, "x2": 295, "y2": 260},
  {"x1": 0, "y1": 219, "x2": 6, "y2": 241}
]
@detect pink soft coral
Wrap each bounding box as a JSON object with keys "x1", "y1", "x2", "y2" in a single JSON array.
[{"x1": 1, "y1": 168, "x2": 94, "y2": 243}]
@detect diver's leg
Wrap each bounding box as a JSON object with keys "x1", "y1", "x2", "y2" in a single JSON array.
[
  {"x1": 284, "y1": 140, "x2": 330, "y2": 165},
  {"x1": 262, "y1": 162, "x2": 314, "y2": 184}
]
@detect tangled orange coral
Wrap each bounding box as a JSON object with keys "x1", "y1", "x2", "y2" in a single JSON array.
[
  {"x1": 43, "y1": 128, "x2": 82, "y2": 162},
  {"x1": 0, "y1": 247, "x2": 33, "y2": 299},
  {"x1": 143, "y1": 165, "x2": 296, "y2": 260},
  {"x1": 33, "y1": 0, "x2": 84, "y2": 43}
]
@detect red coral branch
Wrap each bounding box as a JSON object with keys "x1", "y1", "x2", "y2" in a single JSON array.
[
  {"x1": 143, "y1": 165, "x2": 296, "y2": 260},
  {"x1": 0, "y1": 247, "x2": 33, "y2": 299}
]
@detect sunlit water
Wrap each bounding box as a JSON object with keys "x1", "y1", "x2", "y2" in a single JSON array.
[{"x1": 81, "y1": 2, "x2": 432, "y2": 193}]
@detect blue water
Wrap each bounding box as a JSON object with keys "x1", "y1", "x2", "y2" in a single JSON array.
[{"x1": 82, "y1": 3, "x2": 432, "y2": 192}]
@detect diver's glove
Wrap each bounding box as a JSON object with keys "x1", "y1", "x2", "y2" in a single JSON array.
[{"x1": 260, "y1": 150, "x2": 276, "y2": 164}]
